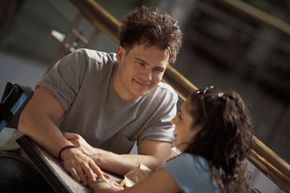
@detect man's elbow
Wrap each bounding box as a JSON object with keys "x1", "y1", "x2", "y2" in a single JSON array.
[
  {"x1": 148, "y1": 154, "x2": 169, "y2": 169},
  {"x1": 17, "y1": 110, "x2": 31, "y2": 134},
  {"x1": 17, "y1": 108, "x2": 39, "y2": 136},
  {"x1": 138, "y1": 140, "x2": 171, "y2": 169}
]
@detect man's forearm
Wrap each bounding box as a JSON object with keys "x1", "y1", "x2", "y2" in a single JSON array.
[
  {"x1": 91, "y1": 150, "x2": 161, "y2": 175},
  {"x1": 18, "y1": 112, "x2": 71, "y2": 158},
  {"x1": 17, "y1": 87, "x2": 69, "y2": 158}
]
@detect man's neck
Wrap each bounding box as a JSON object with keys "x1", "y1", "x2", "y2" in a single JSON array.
[{"x1": 112, "y1": 65, "x2": 136, "y2": 101}]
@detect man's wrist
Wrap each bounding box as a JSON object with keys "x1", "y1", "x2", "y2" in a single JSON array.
[
  {"x1": 58, "y1": 145, "x2": 77, "y2": 160},
  {"x1": 91, "y1": 148, "x2": 109, "y2": 166}
]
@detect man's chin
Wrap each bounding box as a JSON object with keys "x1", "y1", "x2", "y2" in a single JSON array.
[
  {"x1": 134, "y1": 86, "x2": 151, "y2": 95},
  {"x1": 136, "y1": 90, "x2": 148, "y2": 97}
]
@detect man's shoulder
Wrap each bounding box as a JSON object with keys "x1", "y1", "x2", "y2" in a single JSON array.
[
  {"x1": 75, "y1": 48, "x2": 117, "y2": 64},
  {"x1": 145, "y1": 82, "x2": 178, "y2": 106},
  {"x1": 155, "y1": 82, "x2": 177, "y2": 97}
]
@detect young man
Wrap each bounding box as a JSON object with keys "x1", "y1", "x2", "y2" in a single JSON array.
[{"x1": 0, "y1": 6, "x2": 183, "y2": 193}]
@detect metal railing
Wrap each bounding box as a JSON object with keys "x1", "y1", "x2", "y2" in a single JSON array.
[
  {"x1": 222, "y1": 0, "x2": 290, "y2": 37},
  {"x1": 68, "y1": 0, "x2": 290, "y2": 192}
]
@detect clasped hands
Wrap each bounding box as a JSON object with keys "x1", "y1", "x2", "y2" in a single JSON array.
[{"x1": 60, "y1": 132, "x2": 109, "y2": 187}]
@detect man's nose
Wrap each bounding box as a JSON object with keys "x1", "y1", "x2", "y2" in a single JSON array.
[{"x1": 141, "y1": 69, "x2": 153, "y2": 81}]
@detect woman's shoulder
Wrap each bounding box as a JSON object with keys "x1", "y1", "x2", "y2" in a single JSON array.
[
  {"x1": 163, "y1": 153, "x2": 220, "y2": 193},
  {"x1": 164, "y1": 153, "x2": 211, "y2": 177},
  {"x1": 173, "y1": 153, "x2": 209, "y2": 168}
]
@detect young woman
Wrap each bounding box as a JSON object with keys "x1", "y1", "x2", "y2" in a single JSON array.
[{"x1": 91, "y1": 86, "x2": 253, "y2": 193}]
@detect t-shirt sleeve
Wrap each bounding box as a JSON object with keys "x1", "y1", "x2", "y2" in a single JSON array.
[
  {"x1": 37, "y1": 49, "x2": 88, "y2": 111},
  {"x1": 162, "y1": 154, "x2": 220, "y2": 193},
  {"x1": 138, "y1": 87, "x2": 178, "y2": 142}
]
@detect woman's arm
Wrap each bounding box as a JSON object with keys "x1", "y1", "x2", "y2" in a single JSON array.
[{"x1": 92, "y1": 169, "x2": 181, "y2": 193}]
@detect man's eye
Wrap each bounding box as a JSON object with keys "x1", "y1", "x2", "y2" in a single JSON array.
[
  {"x1": 136, "y1": 62, "x2": 145, "y2": 67},
  {"x1": 154, "y1": 68, "x2": 164, "y2": 73}
]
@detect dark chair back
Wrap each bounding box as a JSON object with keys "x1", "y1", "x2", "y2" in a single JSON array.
[{"x1": 0, "y1": 82, "x2": 33, "y2": 131}]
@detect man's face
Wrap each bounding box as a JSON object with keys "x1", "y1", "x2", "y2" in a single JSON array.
[{"x1": 114, "y1": 44, "x2": 169, "y2": 100}]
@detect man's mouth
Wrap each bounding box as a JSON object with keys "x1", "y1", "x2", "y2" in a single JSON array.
[{"x1": 134, "y1": 79, "x2": 151, "y2": 87}]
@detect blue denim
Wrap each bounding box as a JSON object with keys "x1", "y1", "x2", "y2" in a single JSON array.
[{"x1": 0, "y1": 152, "x2": 56, "y2": 193}]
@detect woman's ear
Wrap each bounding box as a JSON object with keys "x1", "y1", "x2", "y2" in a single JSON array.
[{"x1": 116, "y1": 46, "x2": 126, "y2": 63}]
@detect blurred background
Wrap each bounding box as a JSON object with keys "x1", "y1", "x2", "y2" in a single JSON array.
[{"x1": 0, "y1": 0, "x2": 289, "y2": 192}]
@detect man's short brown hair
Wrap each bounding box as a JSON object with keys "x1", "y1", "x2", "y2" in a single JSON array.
[{"x1": 119, "y1": 6, "x2": 183, "y2": 65}]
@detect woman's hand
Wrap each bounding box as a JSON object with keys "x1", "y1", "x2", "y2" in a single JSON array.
[{"x1": 89, "y1": 177, "x2": 124, "y2": 193}]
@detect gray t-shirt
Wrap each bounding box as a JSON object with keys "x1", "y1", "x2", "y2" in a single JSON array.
[
  {"x1": 38, "y1": 49, "x2": 178, "y2": 154},
  {"x1": 163, "y1": 153, "x2": 221, "y2": 193}
]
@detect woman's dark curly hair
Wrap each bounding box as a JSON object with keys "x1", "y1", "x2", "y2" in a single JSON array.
[
  {"x1": 119, "y1": 6, "x2": 183, "y2": 65},
  {"x1": 185, "y1": 87, "x2": 253, "y2": 193}
]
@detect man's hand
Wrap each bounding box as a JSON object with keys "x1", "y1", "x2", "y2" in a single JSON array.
[
  {"x1": 60, "y1": 147, "x2": 105, "y2": 186},
  {"x1": 63, "y1": 132, "x2": 96, "y2": 155}
]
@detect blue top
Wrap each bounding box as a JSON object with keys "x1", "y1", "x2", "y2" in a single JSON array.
[{"x1": 163, "y1": 153, "x2": 221, "y2": 193}]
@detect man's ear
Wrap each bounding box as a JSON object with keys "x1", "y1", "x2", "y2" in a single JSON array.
[{"x1": 116, "y1": 46, "x2": 126, "y2": 63}]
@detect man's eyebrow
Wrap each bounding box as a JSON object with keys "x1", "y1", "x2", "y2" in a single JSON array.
[
  {"x1": 134, "y1": 57, "x2": 166, "y2": 71},
  {"x1": 134, "y1": 57, "x2": 147, "y2": 64},
  {"x1": 155, "y1": 66, "x2": 166, "y2": 71}
]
